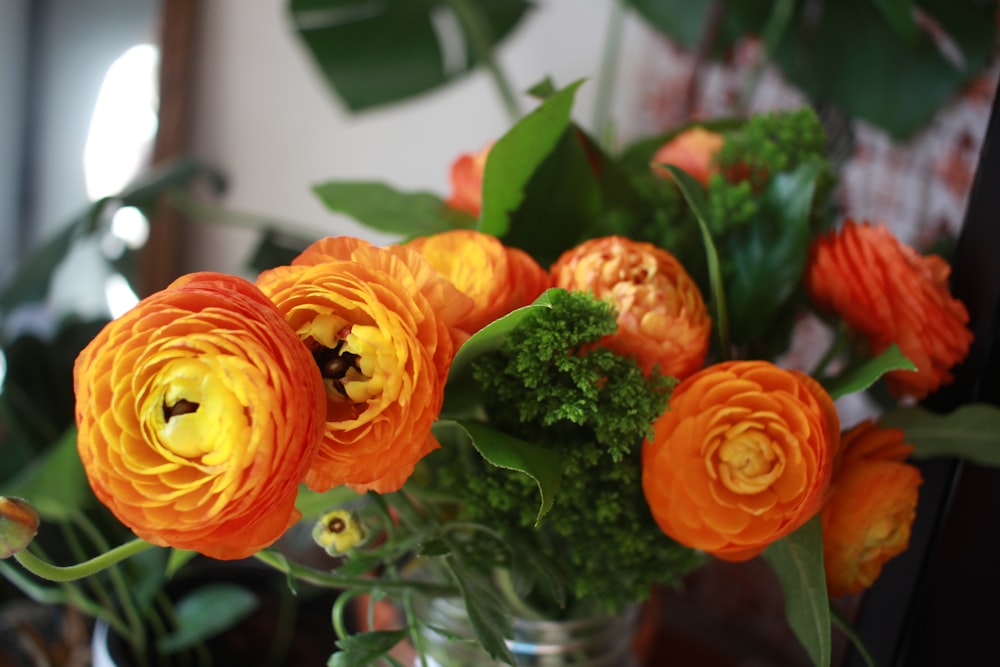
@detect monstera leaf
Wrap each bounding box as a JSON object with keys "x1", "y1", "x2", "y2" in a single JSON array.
[
  {"x1": 626, "y1": 0, "x2": 996, "y2": 139},
  {"x1": 288, "y1": 0, "x2": 532, "y2": 111}
]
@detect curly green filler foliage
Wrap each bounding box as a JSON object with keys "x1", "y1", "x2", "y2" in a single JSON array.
[
  {"x1": 455, "y1": 290, "x2": 701, "y2": 614},
  {"x1": 706, "y1": 107, "x2": 829, "y2": 235}
]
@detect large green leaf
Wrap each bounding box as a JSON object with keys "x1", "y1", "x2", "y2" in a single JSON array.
[
  {"x1": 312, "y1": 182, "x2": 476, "y2": 237},
  {"x1": 629, "y1": 0, "x2": 995, "y2": 138},
  {"x1": 881, "y1": 403, "x2": 1000, "y2": 465},
  {"x1": 663, "y1": 166, "x2": 730, "y2": 357},
  {"x1": 288, "y1": 0, "x2": 531, "y2": 112},
  {"x1": 725, "y1": 163, "x2": 823, "y2": 345},
  {"x1": 763, "y1": 516, "x2": 831, "y2": 667},
  {"x1": 500, "y1": 126, "x2": 603, "y2": 265},
  {"x1": 0, "y1": 427, "x2": 91, "y2": 522},
  {"x1": 445, "y1": 557, "x2": 515, "y2": 665},
  {"x1": 447, "y1": 419, "x2": 562, "y2": 526},
  {"x1": 822, "y1": 344, "x2": 916, "y2": 400},
  {"x1": 771, "y1": 0, "x2": 996, "y2": 138},
  {"x1": 156, "y1": 584, "x2": 259, "y2": 654},
  {"x1": 479, "y1": 80, "x2": 584, "y2": 240}
]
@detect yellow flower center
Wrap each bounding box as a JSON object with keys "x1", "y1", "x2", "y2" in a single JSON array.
[{"x1": 715, "y1": 426, "x2": 785, "y2": 495}]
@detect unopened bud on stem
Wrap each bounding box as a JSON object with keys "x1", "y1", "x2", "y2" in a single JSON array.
[{"x1": 0, "y1": 497, "x2": 40, "y2": 559}]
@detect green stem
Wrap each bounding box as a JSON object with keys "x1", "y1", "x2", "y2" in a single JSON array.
[
  {"x1": 13, "y1": 537, "x2": 154, "y2": 582},
  {"x1": 253, "y1": 550, "x2": 457, "y2": 596},
  {"x1": 739, "y1": 0, "x2": 795, "y2": 110},
  {"x1": 445, "y1": 0, "x2": 522, "y2": 122},
  {"x1": 404, "y1": 587, "x2": 430, "y2": 667},
  {"x1": 810, "y1": 322, "x2": 849, "y2": 379},
  {"x1": 592, "y1": 0, "x2": 626, "y2": 149}
]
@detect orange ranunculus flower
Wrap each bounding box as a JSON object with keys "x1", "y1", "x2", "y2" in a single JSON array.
[
  {"x1": 73, "y1": 272, "x2": 326, "y2": 560},
  {"x1": 806, "y1": 220, "x2": 973, "y2": 399},
  {"x1": 821, "y1": 420, "x2": 922, "y2": 597},
  {"x1": 446, "y1": 142, "x2": 493, "y2": 217},
  {"x1": 406, "y1": 230, "x2": 550, "y2": 334},
  {"x1": 642, "y1": 360, "x2": 838, "y2": 562},
  {"x1": 257, "y1": 238, "x2": 464, "y2": 493},
  {"x1": 550, "y1": 235, "x2": 711, "y2": 379},
  {"x1": 651, "y1": 127, "x2": 724, "y2": 186}
]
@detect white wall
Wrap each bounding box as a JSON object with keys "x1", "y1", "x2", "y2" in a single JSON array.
[{"x1": 187, "y1": 0, "x2": 656, "y2": 277}]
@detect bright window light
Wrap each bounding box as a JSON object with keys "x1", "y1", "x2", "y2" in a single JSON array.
[
  {"x1": 84, "y1": 43, "x2": 160, "y2": 200},
  {"x1": 105, "y1": 273, "x2": 140, "y2": 319}
]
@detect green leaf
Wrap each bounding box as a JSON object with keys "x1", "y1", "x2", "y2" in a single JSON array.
[
  {"x1": 499, "y1": 125, "x2": 603, "y2": 265},
  {"x1": 0, "y1": 209, "x2": 95, "y2": 313},
  {"x1": 662, "y1": 165, "x2": 730, "y2": 357},
  {"x1": 831, "y1": 606, "x2": 878, "y2": 667},
  {"x1": 0, "y1": 427, "x2": 91, "y2": 521},
  {"x1": 823, "y1": 344, "x2": 916, "y2": 400},
  {"x1": 447, "y1": 289, "x2": 558, "y2": 383},
  {"x1": 328, "y1": 629, "x2": 410, "y2": 667},
  {"x1": 156, "y1": 584, "x2": 259, "y2": 654},
  {"x1": 880, "y1": 403, "x2": 1000, "y2": 465},
  {"x1": 726, "y1": 163, "x2": 823, "y2": 345},
  {"x1": 312, "y1": 182, "x2": 475, "y2": 237},
  {"x1": 445, "y1": 557, "x2": 515, "y2": 665},
  {"x1": 479, "y1": 80, "x2": 585, "y2": 239},
  {"x1": 288, "y1": 0, "x2": 531, "y2": 112},
  {"x1": 763, "y1": 516, "x2": 831, "y2": 667},
  {"x1": 447, "y1": 419, "x2": 562, "y2": 526},
  {"x1": 770, "y1": 0, "x2": 996, "y2": 138}
]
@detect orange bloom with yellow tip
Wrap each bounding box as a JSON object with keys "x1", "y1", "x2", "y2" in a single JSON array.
[
  {"x1": 406, "y1": 230, "x2": 550, "y2": 334},
  {"x1": 821, "y1": 420, "x2": 922, "y2": 597},
  {"x1": 642, "y1": 360, "x2": 838, "y2": 562},
  {"x1": 651, "y1": 127, "x2": 724, "y2": 186},
  {"x1": 446, "y1": 142, "x2": 492, "y2": 217},
  {"x1": 550, "y1": 235, "x2": 711, "y2": 379},
  {"x1": 73, "y1": 272, "x2": 326, "y2": 560},
  {"x1": 806, "y1": 220, "x2": 972, "y2": 399},
  {"x1": 258, "y1": 237, "x2": 467, "y2": 493}
]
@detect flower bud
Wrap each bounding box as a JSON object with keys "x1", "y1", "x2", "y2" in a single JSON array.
[
  {"x1": 312, "y1": 509, "x2": 366, "y2": 556},
  {"x1": 0, "y1": 497, "x2": 40, "y2": 559}
]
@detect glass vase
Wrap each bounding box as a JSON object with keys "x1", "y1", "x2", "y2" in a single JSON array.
[{"x1": 411, "y1": 595, "x2": 641, "y2": 667}]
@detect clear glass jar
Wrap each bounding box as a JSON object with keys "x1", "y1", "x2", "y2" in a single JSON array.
[{"x1": 412, "y1": 596, "x2": 641, "y2": 667}]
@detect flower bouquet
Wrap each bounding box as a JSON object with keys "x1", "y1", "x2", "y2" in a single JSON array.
[{"x1": 2, "y1": 81, "x2": 999, "y2": 667}]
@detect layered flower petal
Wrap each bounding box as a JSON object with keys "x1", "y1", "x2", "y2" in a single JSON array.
[
  {"x1": 822, "y1": 420, "x2": 922, "y2": 597},
  {"x1": 446, "y1": 142, "x2": 492, "y2": 217},
  {"x1": 651, "y1": 127, "x2": 724, "y2": 186},
  {"x1": 806, "y1": 220, "x2": 973, "y2": 399},
  {"x1": 550, "y1": 235, "x2": 711, "y2": 379},
  {"x1": 257, "y1": 241, "x2": 454, "y2": 493},
  {"x1": 406, "y1": 230, "x2": 550, "y2": 334},
  {"x1": 73, "y1": 272, "x2": 326, "y2": 560},
  {"x1": 642, "y1": 360, "x2": 837, "y2": 561}
]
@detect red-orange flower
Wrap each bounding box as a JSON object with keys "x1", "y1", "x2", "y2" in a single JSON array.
[
  {"x1": 806, "y1": 220, "x2": 973, "y2": 399},
  {"x1": 258, "y1": 238, "x2": 465, "y2": 493},
  {"x1": 550, "y1": 235, "x2": 711, "y2": 379},
  {"x1": 651, "y1": 127, "x2": 724, "y2": 186},
  {"x1": 73, "y1": 273, "x2": 326, "y2": 560},
  {"x1": 446, "y1": 142, "x2": 492, "y2": 217},
  {"x1": 821, "y1": 420, "x2": 922, "y2": 597},
  {"x1": 406, "y1": 230, "x2": 550, "y2": 334},
  {"x1": 642, "y1": 360, "x2": 838, "y2": 561}
]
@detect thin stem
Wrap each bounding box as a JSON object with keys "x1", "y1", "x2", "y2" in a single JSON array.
[
  {"x1": 810, "y1": 322, "x2": 849, "y2": 379},
  {"x1": 739, "y1": 0, "x2": 796, "y2": 111},
  {"x1": 0, "y1": 559, "x2": 130, "y2": 636},
  {"x1": 446, "y1": 0, "x2": 522, "y2": 122},
  {"x1": 13, "y1": 537, "x2": 155, "y2": 582},
  {"x1": 253, "y1": 550, "x2": 457, "y2": 596},
  {"x1": 592, "y1": 0, "x2": 626, "y2": 149},
  {"x1": 404, "y1": 587, "x2": 430, "y2": 667}
]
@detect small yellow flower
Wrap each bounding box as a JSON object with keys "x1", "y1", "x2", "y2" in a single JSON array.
[
  {"x1": 312, "y1": 509, "x2": 366, "y2": 555},
  {"x1": 0, "y1": 497, "x2": 40, "y2": 559}
]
